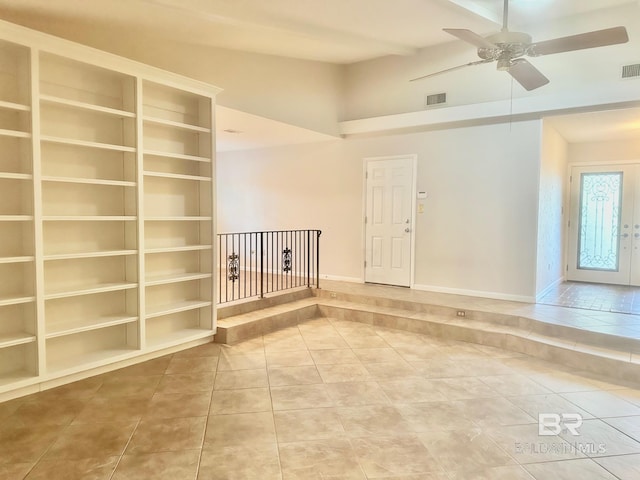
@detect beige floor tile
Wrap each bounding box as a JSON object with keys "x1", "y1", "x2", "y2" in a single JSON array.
[
  {"x1": 373, "y1": 329, "x2": 429, "y2": 347},
  {"x1": 23, "y1": 456, "x2": 119, "y2": 480},
  {"x1": 144, "y1": 392, "x2": 211, "y2": 419},
  {"x1": 310, "y1": 349, "x2": 360, "y2": 365},
  {"x1": 303, "y1": 334, "x2": 350, "y2": 350},
  {"x1": 278, "y1": 438, "x2": 364, "y2": 479},
  {"x1": 487, "y1": 423, "x2": 584, "y2": 464},
  {"x1": 316, "y1": 363, "x2": 372, "y2": 383},
  {"x1": 112, "y1": 450, "x2": 200, "y2": 480},
  {"x1": 268, "y1": 365, "x2": 323, "y2": 386},
  {"x1": 72, "y1": 395, "x2": 150, "y2": 424},
  {"x1": 271, "y1": 384, "x2": 335, "y2": 410},
  {"x1": 448, "y1": 465, "x2": 535, "y2": 480},
  {"x1": 173, "y1": 342, "x2": 221, "y2": 358},
  {"x1": 378, "y1": 377, "x2": 448, "y2": 403},
  {"x1": 455, "y1": 358, "x2": 516, "y2": 376},
  {"x1": 351, "y1": 434, "x2": 442, "y2": 478},
  {"x1": 595, "y1": 454, "x2": 640, "y2": 480},
  {"x1": 0, "y1": 397, "x2": 25, "y2": 422},
  {"x1": 325, "y1": 381, "x2": 390, "y2": 406},
  {"x1": 217, "y1": 352, "x2": 267, "y2": 371},
  {"x1": 96, "y1": 375, "x2": 162, "y2": 398},
  {"x1": 165, "y1": 356, "x2": 218, "y2": 374},
  {"x1": 266, "y1": 349, "x2": 315, "y2": 367},
  {"x1": 214, "y1": 368, "x2": 269, "y2": 390},
  {"x1": 430, "y1": 377, "x2": 500, "y2": 400},
  {"x1": 478, "y1": 374, "x2": 553, "y2": 396},
  {"x1": 219, "y1": 337, "x2": 265, "y2": 355},
  {"x1": 156, "y1": 373, "x2": 215, "y2": 394},
  {"x1": 453, "y1": 397, "x2": 536, "y2": 426},
  {"x1": 126, "y1": 416, "x2": 207, "y2": 454},
  {"x1": 33, "y1": 377, "x2": 103, "y2": 401},
  {"x1": 343, "y1": 335, "x2": 390, "y2": 349},
  {"x1": 11, "y1": 396, "x2": 86, "y2": 427},
  {"x1": 210, "y1": 387, "x2": 272, "y2": 414},
  {"x1": 394, "y1": 345, "x2": 441, "y2": 362},
  {"x1": 205, "y1": 411, "x2": 276, "y2": 448},
  {"x1": 44, "y1": 422, "x2": 137, "y2": 460},
  {"x1": 417, "y1": 428, "x2": 515, "y2": 473},
  {"x1": 363, "y1": 360, "x2": 417, "y2": 379},
  {"x1": 395, "y1": 401, "x2": 479, "y2": 432},
  {"x1": 528, "y1": 371, "x2": 606, "y2": 393},
  {"x1": 559, "y1": 419, "x2": 640, "y2": 457},
  {"x1": 352, "y1": 347, "x2": 403, "y2": 363},
  {"x1": 524, "y1": 458, "x2": 618, "y2": 479},
  {"x1": 560, "y1": 391, "x2": 640, "y2": 418},
  {"x1": 274, "y1": 408, "x2": 345, "y2": 442},
  {"x1": 0, "y1": 423, "x2": 65, "y2": 464},
  {"x1": 337, "y1": 405, "x2": 413, "y2": 437},
  {"x1": 104, "y1": 356, "x2": 172, "y2": 377},
  {"x1": 199, "y1": 443, "x2": 282, "y2": 480},
  {"x1": 603, "y1": 415, "x2": 640, "y2": 442},
  {"x1": 506, "y1": 393, "x2": 595, "y2": 421},
  {"x1": 408, "y1": 358, "x2": 471, "y2": 378},
  {"x1": 0, "y1": 463, "x2": 33, "y2": 479}
]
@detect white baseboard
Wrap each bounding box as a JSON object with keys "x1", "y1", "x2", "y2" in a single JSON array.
[
  {"x1": 412, "y1": 283, "x2": 535, "y2": 303},
  {"x1": 535, "y1": 276, "x2": 565, "y2": 302},
  {"x1": 320, "y1": 274, "x2": 364, "y2": 283}
]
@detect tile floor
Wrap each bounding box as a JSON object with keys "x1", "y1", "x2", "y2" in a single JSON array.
[
  {"x1": 2, "y1": 315, "x2": 640, "y2": 479},
  {"x1": 538, "y1": 282, "x2": 640, "y2": 315}
]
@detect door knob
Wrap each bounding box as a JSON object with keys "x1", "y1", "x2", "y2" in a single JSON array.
[{"x1": 405, "y1": 228, "x2": 411, "y2": 233}]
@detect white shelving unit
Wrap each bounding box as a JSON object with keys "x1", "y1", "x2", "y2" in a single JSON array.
[{"x1": 0, "y1": 19, "x2": 219, "y2": 399}]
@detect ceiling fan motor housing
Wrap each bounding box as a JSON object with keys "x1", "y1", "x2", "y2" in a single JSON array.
[{"x1": 477, "y1": 31, "x2": 532, "y2": 61}]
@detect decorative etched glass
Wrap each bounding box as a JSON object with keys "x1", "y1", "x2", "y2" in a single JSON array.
[{"x1": 578, "y1": 172, "x2": 622, "y2": 271}]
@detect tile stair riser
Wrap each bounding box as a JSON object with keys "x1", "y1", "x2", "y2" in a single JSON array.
[
  {"x1": 218, "y1": 288, "x2": 313, "y2": 319},
  {"x1": 215, "y1": 295, "x2": 640, "y2": 382}
]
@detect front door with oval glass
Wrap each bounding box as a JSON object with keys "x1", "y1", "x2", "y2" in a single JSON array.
[{"x1": 567, "y1": 165, "x2": 640, "y2": 285}]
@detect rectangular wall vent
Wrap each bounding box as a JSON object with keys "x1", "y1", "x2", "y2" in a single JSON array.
[
  {"x1": 425, "y1": 92, "x2": 447, "y2": 107},
  {"x1": 621, "y1": 63, "x2": 640, "y2": 79}
]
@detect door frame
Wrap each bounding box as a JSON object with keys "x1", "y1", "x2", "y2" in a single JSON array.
[
  {"x1": 565, "y1": 159, "x2": 640, "y2": 286},
  {"x1": 361, "y1": 154, "x2": 418, "y2": 287}
]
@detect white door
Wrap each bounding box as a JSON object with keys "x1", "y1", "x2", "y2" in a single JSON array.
[
  {"x1": 567, "y1": 164, "x2": 640, "y2": 286},
  {"x1": 364, "y1": 156, "x2": 415, "y2": 287}
]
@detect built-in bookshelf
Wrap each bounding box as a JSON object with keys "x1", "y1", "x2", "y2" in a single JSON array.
[{"x1": 0, "y1": 19, "x2": 219, "y2": 399}]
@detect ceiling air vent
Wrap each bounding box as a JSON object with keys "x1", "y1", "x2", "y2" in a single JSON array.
[
  {"x1": 621, "y1": 63, "x2": 640, "y2": 79},
  {"x1": 425, "y1": 92, "x2": 447, "y2": 108}
]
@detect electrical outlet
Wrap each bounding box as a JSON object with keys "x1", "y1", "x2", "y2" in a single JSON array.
[
  {"x1": 456, "y1": 310, "x2": 466, "y2": 317},
  {"x1": 330, "y1": 292, "x2": 337, "y2": 298}
]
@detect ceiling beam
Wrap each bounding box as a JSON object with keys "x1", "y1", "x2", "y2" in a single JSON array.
[
  {"x1": 437, "y1": 0, "x2": 502, "y2": 25},
  {"x1": 141, "y1": 0, "x2": 417, "y2": 57}
]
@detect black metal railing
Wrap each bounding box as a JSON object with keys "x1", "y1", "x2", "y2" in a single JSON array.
[{"x1": 218, "y1": 230, "x2": 321, "y2": 303}]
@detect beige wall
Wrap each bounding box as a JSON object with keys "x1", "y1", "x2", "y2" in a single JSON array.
[
  {"x1": 219, "y1": 119, "x2": 542, "y2": 301},
  {"x1": 536, "y1": 123, "x2": 568, "y2": 298},
  {"x1": 569, "y1": 138, "x2": 640, "y2": 165}
]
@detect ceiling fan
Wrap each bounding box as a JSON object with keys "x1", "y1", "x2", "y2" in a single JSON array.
[{"x1": 411, "y1": 0, "x2": 629, "y2": 91}]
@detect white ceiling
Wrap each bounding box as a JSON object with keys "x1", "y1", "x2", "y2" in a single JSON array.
[
  {"x1": 0, "y1": 0, "x2": 638, "y2": 148},
  {"x1": 0, "y1": 0, "x2": 634, "y2": 64}
]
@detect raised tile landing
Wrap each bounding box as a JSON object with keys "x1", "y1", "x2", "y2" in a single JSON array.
[{"x1": 216, "y1": 280, "x2": 640, "y2": 383}]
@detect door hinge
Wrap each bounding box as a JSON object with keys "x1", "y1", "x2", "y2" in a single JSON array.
[
  {"x1": 364, "y1": 216, "x2": 367, "y2": 224},
  {"x1": 365, "y1": 171, "x2": 368, "y2": 179},
  {"x1": 566, "y1": 264, "x2": 569, "y2": 272},
  {"x1": 364, "y1": 260, "x2": 367, "y2": 268},
  {"x1": 569, "y1": 175, "x2": 572, "y2": 183}
]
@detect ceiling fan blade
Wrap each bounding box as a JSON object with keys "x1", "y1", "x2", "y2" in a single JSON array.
[
  {"x1": 410, "y1": 59, "x2": 493, "y2": 82},
  {"x1": 529, "y1": 26, "x2": 628, "y2": 56},
  {"x1": 443, "y1": 28, "x2": 496, "y2": 49},
  {"x1": 508, "y1": 59, "x2": 550, "y2": 91}
]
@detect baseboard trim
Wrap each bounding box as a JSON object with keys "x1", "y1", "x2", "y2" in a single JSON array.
[
  {"x1": 412, "y1": 283, "x2": 535, "y2": 303},
  {"x1": 536, "y1": 276, "x2": 564, "y2": 302},
  {"x1": 321, "y1": 274, "x2": 364, "y2": 283}
]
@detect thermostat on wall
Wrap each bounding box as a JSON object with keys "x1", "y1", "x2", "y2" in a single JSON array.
[{"x1": 417, "y1": 191, "x2": 427, "y2": 199}]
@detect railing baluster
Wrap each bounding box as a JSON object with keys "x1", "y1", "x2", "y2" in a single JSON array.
[{"x1": 217, "y1": 229, "x2": 321, "y2": 304}]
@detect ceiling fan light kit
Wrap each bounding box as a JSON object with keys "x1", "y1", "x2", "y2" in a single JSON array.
[{"x1": 411, "y1": 0, "x2": 629, "y2": 91}]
